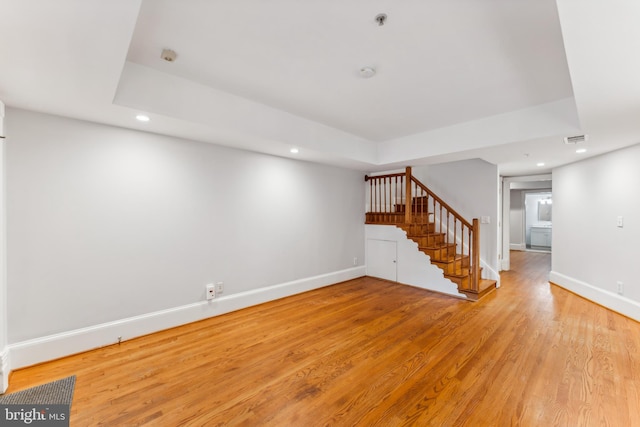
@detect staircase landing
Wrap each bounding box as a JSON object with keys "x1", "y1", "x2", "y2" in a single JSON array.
[{"x1": 460, "y1": 279, "x2": 498, "y2": 301}]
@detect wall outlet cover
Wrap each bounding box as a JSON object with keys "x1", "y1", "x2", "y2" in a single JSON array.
[{"x1": 206, "y1": 284, "x2": 216, "y2": 300}]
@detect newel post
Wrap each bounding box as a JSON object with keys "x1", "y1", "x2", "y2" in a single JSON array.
[
  {"x1": 404, "y1": 166, "x2": 412, "y2": 224},
  {"x1": 472, "y1": 218, "x2": 480, "y2": 291}
]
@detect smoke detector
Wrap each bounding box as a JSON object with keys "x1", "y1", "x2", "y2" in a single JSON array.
[
  {"x1": 564, "y1": 134, "x2": 587, "y2": 144},
  {"x1": 161, "y1": 49, "x2": 177, "y2": 62},
  {"x1": 360, "y1": 67, "x2": 376, "y2": 78},
  {"x1": 375, "y1": 13, "x2": 388, "y2": 26}
]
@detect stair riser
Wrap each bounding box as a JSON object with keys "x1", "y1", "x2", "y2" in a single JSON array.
[
  {"x1": 420, "y1": 247, "x2": 457, "y2": 260},
  {"x1": 409, "y1": 235, "x2": 445, "y2": 246},
  {"x1": 365, "y1": 213, "x2": 404, "y2": 224},
  {"x1": 366, "y1": 213, "x2": 433, "y2": 225},
  {"x1": 401, "y1": 223, "x2": 435, "y2": 234},
  {"x1": 459, "y1": 280, "x2": 497, "y2": 301},
  {"x1": 445, "y1": 275, "x2": 470, "y2": 289},
  {"x1": 394, "y1": 205, "x2": 430, "y2": 214},
  {"x1": 432, "y1": 260, "x2": 468, "y2": 275}
]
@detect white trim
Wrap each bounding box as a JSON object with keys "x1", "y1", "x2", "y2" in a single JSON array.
[
  {"x1": 549, "y1": 271, "x2": 640, "y2": 323},
  {"x1": 0, "y1": 101, "x2": 7, "y2": 394},
  {"x1": 0, "y1": 347, "x2": 9, "y2": 393},
  {"x1": 9, "y1": 267, "x2": 365, "y2": 370},
  {"x1": 480, "y1": 259, "x2": 501, "y2": 287},
  {"x1": 501, "y1": 174, "x2": 553, "y2": 271},
  {"x1": 510, "y1": 243, "x2": 526, "y2": 251}
]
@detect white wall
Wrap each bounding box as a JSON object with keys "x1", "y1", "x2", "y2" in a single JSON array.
[
  {"x1": 0, "y1": 101, "x2": 7, "y2": 392},
  {"x1": 510, "y1": 189, "x2": 553, "y2": 249},
  {"x1": 365, "y1": 225, "x2": 466, "y2": 299},
  {"x1": 524, "y1": 192, "x2": 552, "y2": 246},
  {"x1": 5, "y1": 108, "x2": 365, "y2": 368},
  {"x1": 509, "y1": 189, "x2": 525, "y2": 249},
  {"x1": 551, "y1": 143, "x2": 640, "y2": 321},
  {"x1": 413, "y1": 159, "x2": 500, "y2": 281}
]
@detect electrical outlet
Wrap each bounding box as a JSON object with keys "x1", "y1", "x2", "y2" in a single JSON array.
[
  {"x1": 353, "y1": 257, "x2": 358, "y2": 266},
  {"x1": 216, "y1": 282, "x2": 224, "y2": 294},
  {"x1": 206, "y1": 284, "x2": 216, "y2": 300},
  {"x1": 617, "y1": 281, "x2": 624, "y2": 295}
]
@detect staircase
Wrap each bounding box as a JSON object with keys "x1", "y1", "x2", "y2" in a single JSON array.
[{"x1": 365, "y1": 167, "x2": 497, "y2": 301}]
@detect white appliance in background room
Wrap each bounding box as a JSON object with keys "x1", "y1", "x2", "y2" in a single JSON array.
[{"x1": 525, "y1": 192, "x2": 552, "y2": 252}]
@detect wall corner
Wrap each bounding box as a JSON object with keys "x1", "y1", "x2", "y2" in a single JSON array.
[
  {"x1": 0, "y1": 100, "x2": 8, "y2": 393},
  {"x1": 0, "y1": 348, "x2": 9, "y2": 393}
]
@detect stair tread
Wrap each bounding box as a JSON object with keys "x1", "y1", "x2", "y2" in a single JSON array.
[
  {"x1": 479, "y1": 279, "x2": 497, "y2": 290},
  {"x1": 460, "y1": 279, "x2": 498, "y2": 301},
  {"x1": 418, "y1": 243, "x2": 456, "y2": 250},
  {"x1": 431, "y1": 254, "x2": 468, "y2": 263},
  {"x1": 444, "y1": 270, "x2": 472, "y2": 278}
]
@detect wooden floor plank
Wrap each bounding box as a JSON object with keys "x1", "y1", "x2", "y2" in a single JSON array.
[{"x1": 5, "y1": 251, "x2": 640, "y2": 426}]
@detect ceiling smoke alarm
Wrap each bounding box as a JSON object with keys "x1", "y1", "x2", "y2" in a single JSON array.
[
  {"x1": 161, "y1": 49, "x2": 177, "y2": 62},
  {"x1": 360, "y1": 67, "x2": 376, "y2": 78},
  {"x1": 564, "y1": 134, "x2": 587, "y2": 144},
  {"x1": 375, "y1": 13, "x2": 388, "y2": 26}
]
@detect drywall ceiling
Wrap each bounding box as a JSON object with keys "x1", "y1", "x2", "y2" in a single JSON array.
[{"x1": 1, "y1": 0, "x2": 640, "y2": 176}]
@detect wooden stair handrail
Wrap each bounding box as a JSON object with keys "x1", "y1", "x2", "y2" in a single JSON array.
[
  {"x1": 364, "y1": 172, "x2": 405, "y2": 181},
  {"x1": 410, "y1": 176, "x2": 473, "y2": 230},
  {"x1": 405, "y1": 167, "x2": 412, "y2": 224},
  {"x1": 472, "y1": 218, "x2": 480, "y2": 291}
]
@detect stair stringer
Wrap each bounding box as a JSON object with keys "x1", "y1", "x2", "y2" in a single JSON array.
[{"x1": 365, "y1": 224, "x2": 468, "y2": 299}]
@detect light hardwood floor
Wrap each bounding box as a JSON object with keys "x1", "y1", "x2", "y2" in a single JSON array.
[{"x1": 7, "y1": 251, "x2": 640, "y2": 426}]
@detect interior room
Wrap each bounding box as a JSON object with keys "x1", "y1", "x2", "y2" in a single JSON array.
[
  {"x1": 509, "y1": 180, "x2": 553, "y2": 253},
  {"x1": 1, "y1": 1, "x2": 640, "y2": 425}
]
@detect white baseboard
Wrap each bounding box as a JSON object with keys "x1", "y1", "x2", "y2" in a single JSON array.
[
  {"x1": 9, "y1": 267, "x2": 366, "y2": 370},
  {"x1": 510, "y1": 243, "x2": 526, "y2": 251},
  {"x1": 549, "y1": 271, "x2": 640, "y2": 322},
  {"x1": 0, "y1": 347, "x2": 9, "y2": 394}
]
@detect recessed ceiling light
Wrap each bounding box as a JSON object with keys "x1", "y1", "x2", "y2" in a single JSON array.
[
  {"x1": 536, "y1": 162, "x2": 545, "y2": 167},
  {"x1": 576, "y1": 148, "x2": 587, "y2": 154},
  {"x1": 290, "y1": 147, "x2": 299, "y2": 154},
  {"x1": 136, "y1": 114, "x2": 150, "y2": 122},
  {"x1": 360, "y1": 67, "x2": 376, "y2": 78}
]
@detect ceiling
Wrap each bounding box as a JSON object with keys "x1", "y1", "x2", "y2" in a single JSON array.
[{"x1": 1, "y1": 0, "x2": 640, "y2": 176}]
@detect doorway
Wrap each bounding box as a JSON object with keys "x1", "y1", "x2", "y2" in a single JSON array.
[
  {"x1": 501, "y1": 174, "x2": 552, "y2": 271},
  {"x1": 525, "y1": 192, "x2": 552, "y2": 252}
]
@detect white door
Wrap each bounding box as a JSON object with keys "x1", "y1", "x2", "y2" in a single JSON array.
[{"x1": 366, "y1": 239, "x2": 397, "y2": 281}]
